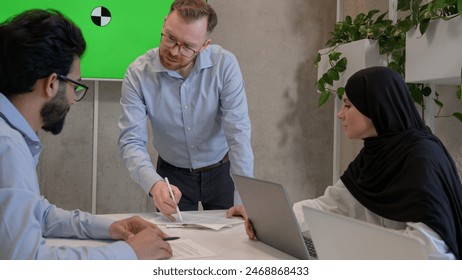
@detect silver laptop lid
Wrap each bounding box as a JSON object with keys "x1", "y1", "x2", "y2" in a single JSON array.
[
  {"x1": 302, "y1": 206, "x2": 428, "y2": 260},
  {"x1": 233, "y1": 174, "x2": 311, "y2": 260}
]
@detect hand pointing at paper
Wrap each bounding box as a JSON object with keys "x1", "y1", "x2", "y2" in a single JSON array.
[{"x1": 149, "y1": 179, "x2": 182, "y2": 222}]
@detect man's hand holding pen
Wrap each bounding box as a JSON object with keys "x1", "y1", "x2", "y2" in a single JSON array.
[{"x1": 150, "y1": 179, "x2": 182, "y2": 222}]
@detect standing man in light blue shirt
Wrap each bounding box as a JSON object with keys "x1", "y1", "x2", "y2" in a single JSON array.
[
  {"x1": 0, "y1": 9, "x2": 172, "y2": 260},
  {"x1": 119, "y1": 0, "x2": 254, "y2": 220}
]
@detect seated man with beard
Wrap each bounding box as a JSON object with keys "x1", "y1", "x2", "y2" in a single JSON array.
[{"x1": 0, "y1": 9, "x2": 172, "y2": 260}]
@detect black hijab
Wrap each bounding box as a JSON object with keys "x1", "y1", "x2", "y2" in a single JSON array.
[{"x1": 340, "y1": 66, "x2": 462, "y2": 259}]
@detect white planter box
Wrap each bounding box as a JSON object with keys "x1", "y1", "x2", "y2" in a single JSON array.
[
  {"x1": 406, "y1": 17, "x2": 462, "y2": 85},
  {"x1": 317, "y1": 39, "x2": 387, "y2": 89}
]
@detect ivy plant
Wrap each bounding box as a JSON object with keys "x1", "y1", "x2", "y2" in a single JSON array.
[{"x1": 314, "y1": 0, "x2": 462, "y2": 123}]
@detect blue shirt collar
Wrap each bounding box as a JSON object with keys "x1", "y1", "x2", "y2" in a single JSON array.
[{"x1": 0, "y1": 93, "x2": 42, "y2": 157}]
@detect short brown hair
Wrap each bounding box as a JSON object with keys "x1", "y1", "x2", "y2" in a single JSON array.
[{"x1": 169, "y1": 0, "x2": 217, "y2": 33}]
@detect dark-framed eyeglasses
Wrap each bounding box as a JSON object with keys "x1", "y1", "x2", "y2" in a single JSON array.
[
  {"x1": 57, "y1": 74, "x2": 89, "y2": 102},
  {"x1": 160, "y1": 33, "x2": 198, "y2": 58}
]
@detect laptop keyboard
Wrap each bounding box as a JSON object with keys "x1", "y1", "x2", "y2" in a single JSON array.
[{"x1": 303, "y1": 233, "x2": 318, "y2": 259}]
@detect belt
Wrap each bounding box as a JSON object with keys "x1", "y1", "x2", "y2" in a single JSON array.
[{"x1": 159, "y1": 153, "x2": 229, "y2": 173}]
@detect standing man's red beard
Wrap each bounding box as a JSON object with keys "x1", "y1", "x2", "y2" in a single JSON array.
[{"x1": 159, "y1": 46, "x2": 196, "y2": 74}]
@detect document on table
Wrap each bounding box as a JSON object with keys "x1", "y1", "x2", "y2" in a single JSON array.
[
  {"x1": 150, "y1": 212, "x2": 244, "y2": 230},
  {"x1": 169, "y1": 239, "x2": 216, "y2": 259}
]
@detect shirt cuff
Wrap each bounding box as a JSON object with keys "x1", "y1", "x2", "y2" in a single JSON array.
[
  {"x1": 106, "y1": 241, "x2": 138, "y2": 260},
  {"x1": 141, "y1": 171, "x2": 164, "y2": 195}
]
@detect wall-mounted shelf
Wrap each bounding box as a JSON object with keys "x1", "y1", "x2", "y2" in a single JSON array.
[
  {"x1": 317, "y1": 39, "x2": 387, "y2": 87},
  {"x1": 406, "y1": 17, "x2": 462, "y2": 85}
]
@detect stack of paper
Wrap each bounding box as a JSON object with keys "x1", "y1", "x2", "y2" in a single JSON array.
[{"x1": 150, "y1": 212, "x2": 244, "y2": 230}]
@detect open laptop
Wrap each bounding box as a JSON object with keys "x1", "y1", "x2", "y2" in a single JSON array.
[
  {"x1": 302, "y1": 206, "x2": 429, "y2": 259},
  {"x1": 232, "y1": 174, "x2": 318, "y2": 260}
]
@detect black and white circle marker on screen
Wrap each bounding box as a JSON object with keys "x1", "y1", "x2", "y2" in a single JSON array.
[{"x1": 91, "y1": 6, "x2": 111, "y2": 27}]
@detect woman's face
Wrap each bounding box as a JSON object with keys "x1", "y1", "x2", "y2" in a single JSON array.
[{"x1": 337, "y1": 95, "x2": 377, "y2": 139}]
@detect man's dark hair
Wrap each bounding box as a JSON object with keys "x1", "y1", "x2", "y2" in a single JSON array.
[
  {"x1": 0, "y1": 9, "x2": 86, "y2": 97},
  {"x1": 170, "y1": 0, "x2": 218, "y2": 33}
]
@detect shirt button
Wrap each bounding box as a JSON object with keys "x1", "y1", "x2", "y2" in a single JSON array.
[
  {"x1": 184, "y1": 105, "x2": 188, "y2": 109},
  {"x1": 187, "y1": 127, "x2": 191, "y2": 130}
]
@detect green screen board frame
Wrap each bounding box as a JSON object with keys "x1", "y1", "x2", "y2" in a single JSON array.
[{"x1": 1, "y1": 0, "x2": 174, "y2": 80}]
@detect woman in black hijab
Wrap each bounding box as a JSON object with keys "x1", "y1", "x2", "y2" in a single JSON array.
[
  {"x1": 341, "y1": 66, "x2": 462, "y2": 259},
  {"x1": 230, "y1": 66, "x2": 462, "y2": 259}
]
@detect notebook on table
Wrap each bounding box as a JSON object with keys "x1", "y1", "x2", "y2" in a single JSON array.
[
  {"x1": 302, "y1": 206, "x2": 429, "y2": 260},
  {"x1": 232, "y1": 174, "x2": 318, "y2": 260}
]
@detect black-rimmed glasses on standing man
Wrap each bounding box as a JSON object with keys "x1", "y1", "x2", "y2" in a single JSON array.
[{"x1": 160, "y1": 33, "x2": 199, "y2": 58}]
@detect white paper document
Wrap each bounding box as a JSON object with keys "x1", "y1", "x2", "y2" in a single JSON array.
[
  {"x1": 150, "y1": 211, "x2": 244, "y2": 230},
  {"x1": 169, "y1": 239, "x2": 216, "y2": 259}
]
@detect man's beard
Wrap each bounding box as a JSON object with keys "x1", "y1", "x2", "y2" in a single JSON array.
[
  {"x1": 159, "y1": 47, "x2": 196, "y2": 71},
  {"x1": 41, "y1": 83, "x2": 71, "y2": 135}
]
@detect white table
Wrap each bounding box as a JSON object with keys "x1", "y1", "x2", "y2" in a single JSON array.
[{"x1": 46, "y1": 210, "x2": 296, "y2": 260}]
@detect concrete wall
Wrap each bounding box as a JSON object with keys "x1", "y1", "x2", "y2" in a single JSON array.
[
  {"x1": 38, "y1": 0, "x2": 337, "y2": 213},
  {"x1": 37, "y1": 0, "x2": 462, "y2": 214},
  {"x1": 210, "y1": 0, "x2": 337, "y2": 201}
]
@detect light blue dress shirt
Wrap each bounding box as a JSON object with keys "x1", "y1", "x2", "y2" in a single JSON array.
[
  {"x1": 0, "y1": 93, "x2": 136, "y2": 259},
  {"x1": 119, "y1": 44, "x2": 254, "y2": 204}
]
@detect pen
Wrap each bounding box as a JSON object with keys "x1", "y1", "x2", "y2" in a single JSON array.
[
  {"x1": 165, "y1": 177, "x2": 184, "y2": 223},
  {"x1": 162, "y1": 236, "x2": 180, "y2": 241}
]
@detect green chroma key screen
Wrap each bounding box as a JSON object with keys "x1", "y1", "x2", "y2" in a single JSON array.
[{"x1": 1, "y1": 0, "x2": 174, "y2": 80}]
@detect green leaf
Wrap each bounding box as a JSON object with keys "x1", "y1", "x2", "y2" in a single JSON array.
[
  {"x1": 457, "y1": 85, "x2": 462, "y2": 100},
  {"x1": 433, "y1": 98, "x2": 444, "y2": 108},
  {"x1": 358, "y1": 25, "x2": 367, "y2": 36},
  {"x1": 337, "y1": 87, "x2": 345, "y2": 99},
  {"x1": 376, "y1": 11, "x2": 388, "y2": 22},
  {"x1": 412, "y1": 0, "x2": 423, "y2": 20},
  {"x1": 422, "y1": 86, "x2": 432, "y2": 97},
  {"x1": 397, "y1": 0, "x2": 411, "y2": 11},
  {"x1": 345, "y1": 16, "x2": 352, "y2": 25},
  {"x1": 419, "y1": 18, "x2": 431, "y2": 34},
  {"x1": 458, "y1": 0, "x2": 462, "y2": 14},
  {"x1": 314, "y1": 53, "x2": 321, "y2": 67},
  {"x1": 329, "y1": 51, "x2": 341, "y2": 61},
  {"x1": 322, "y1": 72, "x2": 333, "y2": 86},
  {"x1": 396, "y1": 19, "x2": 413, "y2": 33},
  {"x1": 354, "y1": 13, "x2": 366, "y2": 25},
  {"x1": 433, "y1": 0, "x2": 453, "y2": 10},
  {"x1": 327, "y1": 68, "x2": 339, "y2": 81},
  {"x1": 415, "y1": 1, "x2": 424, "y2": 9},
  {"x1": 452, "y1": 112, "x2": 462, "y2": 122},
  {"x1": 366, "y1": 10, "x2": 380, "y2": 21},
  {"x1": 387, "y1": 62, "x2": 400, "y2": 72},
  {"x1": 410, "y1": 86, "x2": 424, "y2": 106},
  {"x1": 318, "y1": 91, "x2": 331, "y2": 107},
  {"x1": 316, "y1": 79, "x2": 325, "y2": 92},
  {"x1": 335, "y1": 57, "x2": 347, "y2": 72}
]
